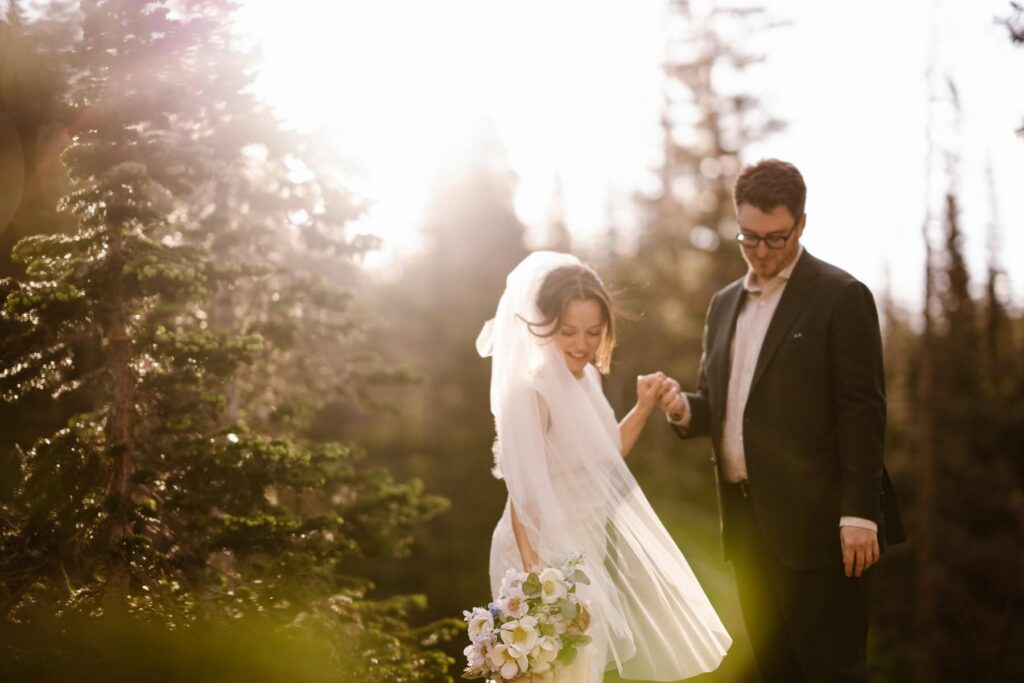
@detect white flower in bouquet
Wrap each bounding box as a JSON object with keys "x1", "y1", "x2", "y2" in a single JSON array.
[
  {"x1": 528, "y1": 636, "x2": 560, "y2": 674},
  {"x1": 500, "y1": 568, "x2": 529, "y2": 599},
  {"x1": 489, "y1": 642, "x2": 529, "y2": 680},
  {"x1": 496, "y1": 592, "x2": 529, "y2": 619},
  {"x1": 463, "y1": 606, "x2": 495, "y2": 642},
  {"x1": 500, "y1": 614, "x2": 540, "y2": 653},
  {"x1": 464, "y1": 641, "x2": 488, "y2": 670},
  {"x1": 539, "y1": 567, "x2": 568, "y2": 604}
]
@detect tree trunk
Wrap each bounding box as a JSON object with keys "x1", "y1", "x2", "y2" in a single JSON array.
[
  {"x1": 914, "y1": 231, "x2": 938, "y2": 681},
  {"x1": 103, "y1": 211, "x2": 137, "y2": 610}
]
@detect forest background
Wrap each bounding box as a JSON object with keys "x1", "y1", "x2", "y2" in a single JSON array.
[{"x1": 0, "y1": 1, "x2": 1021, "y2": 681}]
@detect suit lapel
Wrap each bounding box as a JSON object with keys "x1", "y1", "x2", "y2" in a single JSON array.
[
  {"x1": 749, "y1": 251, "x2": 821, "y2": 392},
  {"x1": 710, "y1": 280, "x2": 744, "y2": 419}
]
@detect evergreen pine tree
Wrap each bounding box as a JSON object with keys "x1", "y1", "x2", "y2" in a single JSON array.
[{"x1": 0, "y1": 3, "x2": 453, "y2": 679}]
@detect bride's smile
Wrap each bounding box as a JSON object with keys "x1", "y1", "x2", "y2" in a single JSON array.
[{"x1": 555, "y1": 299, "x2": 606, "y2": 379}]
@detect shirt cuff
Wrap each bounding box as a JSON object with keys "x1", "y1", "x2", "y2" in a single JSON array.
[
  {"x1": 839, "y1": 516, "x2": 878, "y2": 532},
  {"x1": 666, "y1": 394, "x2": 692, "y2": 427}
]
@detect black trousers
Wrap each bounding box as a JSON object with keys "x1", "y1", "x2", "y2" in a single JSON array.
[{"x1": 724, "y1": 482, "x2": 871, "y2": 683}]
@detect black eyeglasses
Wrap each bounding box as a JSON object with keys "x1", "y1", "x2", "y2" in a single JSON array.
[{"x1": 736, "y1": 216, "x2": 802, "y2": 250}]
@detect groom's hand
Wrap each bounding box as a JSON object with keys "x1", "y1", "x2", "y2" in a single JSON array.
[
  {"x1": 659, "y1": 377, "x2": 687, "y2": 421},
  {"x1": 840, "y1": 526, "x2": 880, "y2": 578}
]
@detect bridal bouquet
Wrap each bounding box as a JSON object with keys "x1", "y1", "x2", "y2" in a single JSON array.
[{"x1": 462, "y1": 552, "x2": 592, "y2": 682}]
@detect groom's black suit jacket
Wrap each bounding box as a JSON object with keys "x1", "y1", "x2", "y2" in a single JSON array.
[{"x1": 676, "y1": 250, "x2": 905, "y2": 570}]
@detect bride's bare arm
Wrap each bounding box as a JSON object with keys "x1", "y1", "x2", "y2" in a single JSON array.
[
  {"x1": 509, "y1": 500, "x2": 541, "y2": 572},
  {"x1": 505, "y1": 391, "x2": 549, "y2": 573},
  {"x1": 619, "y1": 372, "x2": 668, "y2": 457}
]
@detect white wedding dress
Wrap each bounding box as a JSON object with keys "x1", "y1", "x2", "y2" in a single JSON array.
[{"x1": 480, "y1": 252, "x2": 731, "y2": 682}]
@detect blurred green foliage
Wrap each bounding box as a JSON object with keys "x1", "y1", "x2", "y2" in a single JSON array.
[
  {"x1": 0, "y1": 612, "x2": 454, "y2": 682},
  {"x1": 0, "y1": 1, "x2": 456, "y2": 679}
]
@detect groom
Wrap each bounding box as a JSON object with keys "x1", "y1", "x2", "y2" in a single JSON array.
[{"x1": 659, "y1": 159, "x2": 904, "y2": 682}]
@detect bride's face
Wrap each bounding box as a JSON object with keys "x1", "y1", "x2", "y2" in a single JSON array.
[{"x1": 554, "y1": 298, "x2": 606, "y2": 378}]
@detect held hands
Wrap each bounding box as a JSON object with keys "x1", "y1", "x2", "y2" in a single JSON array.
[
  {"x1": 636, "y1": 373, "x2": 689, "y2": 421},
  {"x1": 636, "y1": 372, "x2": 670, "y2": 414},
  {"x1": 623, "y1": 373, "x2": 674, "y2": 457},
  {"x1": 840, "y1": 526, "x2": 880, "y2": 578}
]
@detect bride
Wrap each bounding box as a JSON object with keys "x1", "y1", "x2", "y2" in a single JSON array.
[{"x1": 477, "y1": 251, "x2": 731, "y2": 682}]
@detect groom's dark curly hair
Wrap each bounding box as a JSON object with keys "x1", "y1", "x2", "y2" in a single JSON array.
[{"x1": 734, "y1": 158, "x2": 806, "y2": 220}]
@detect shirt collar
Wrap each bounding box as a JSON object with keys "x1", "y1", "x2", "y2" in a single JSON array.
[{"x1": 743, "y1": 244, "x2": 804, "y2": 294}]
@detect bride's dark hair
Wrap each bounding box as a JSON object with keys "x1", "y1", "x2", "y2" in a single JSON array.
[{"x1": 523, "y1": 264, "x2": 617, "y2": 374}]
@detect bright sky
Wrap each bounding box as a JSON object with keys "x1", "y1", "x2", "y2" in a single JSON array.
[{"x1": 237, "y1": 0, "x2": 1024, "y2": 306}]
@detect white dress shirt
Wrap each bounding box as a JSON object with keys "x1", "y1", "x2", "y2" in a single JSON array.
[{"x1": 672, "y1": 246, "x2": 877, "y2": 532}]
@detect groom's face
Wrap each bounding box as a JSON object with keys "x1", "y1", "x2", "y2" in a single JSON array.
[{"x1": 737, "y1": 203, "x2": 805, "y2": 281}]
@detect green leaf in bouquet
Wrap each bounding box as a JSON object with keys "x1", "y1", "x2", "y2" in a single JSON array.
[
  {"x1": 562, "y1": 632, "x2": 591, "y2": 647},
  {"x1": 558, "y1": 598, "x2": 578, "y2": 621},
  {"x1": 523, "y1": 574, "x2": 542, "y2": 598},
  {"x1": 538, "y1": 622, "x2": 556, "y2": 637},
  {"x1": 557, "y1": 645, "x2": 578, "y2": 666},
  {"x1": 573, "y1": 569, "x2": 591, "y2": 586}
]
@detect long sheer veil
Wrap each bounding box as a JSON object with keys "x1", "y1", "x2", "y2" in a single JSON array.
[{"x1": 477, "y1": 252, "x2": 731, "y2": 679}]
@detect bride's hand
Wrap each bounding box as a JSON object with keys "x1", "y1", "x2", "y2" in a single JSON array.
[
  {"x1": 621, "y1": 373, "x2": 669, "y2": 456},
  {"x1": 636, "y1": 372, "x2": 667, "y2": 413}
]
